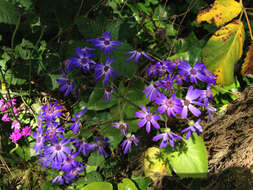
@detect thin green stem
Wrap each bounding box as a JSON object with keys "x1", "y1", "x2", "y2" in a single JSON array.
[{"x1": 11, "y1": 15, "x2": 21, "y2": 48}]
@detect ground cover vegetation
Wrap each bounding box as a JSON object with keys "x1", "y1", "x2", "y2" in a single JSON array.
[{"x1": 0, "y1": 0, "x2": 252, "y2": 189}]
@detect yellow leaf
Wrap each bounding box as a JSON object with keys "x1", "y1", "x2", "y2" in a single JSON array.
[
  {"x1": 202, "y1": 20, "x2": 245, "y2": 85},
  {"x1": 1, "y1": 81, "x2": 6, "y2": 91},
  {"x1": 143, "y1": 147, "x2": 170, "y2": 181},
  {"x1": 241, "y1": 43, "x2": 253, "y2": 77},
  {"x1": 196, "y1": 0, "x2": 242, "y2": 27}
]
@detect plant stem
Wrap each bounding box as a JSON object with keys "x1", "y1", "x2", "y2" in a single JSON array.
[
  {"x1": 243, "y1": 9, "x2": 253, "y2": 41},
  {"x1": 11, "y1": 15, "x2": 21, "y2": 48}
]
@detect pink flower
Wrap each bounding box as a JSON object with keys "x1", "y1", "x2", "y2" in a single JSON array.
[
  {"x1": 2, "y1": 113, "x2": 10, "y2": 122},
  {"x1": 13, "y1": 107, "x2": 19, "y2": 116},
  {"x1": 0, "y1": 102, "x2": 8, "y2": 112},
  {"x1": 11, "y1": 120, "x2": 21, "y2": 129},
  {"x1": 9, "y1": 128, "x2": 22, "y2": 143},
  {"x1": 22, "y1": 126, "x2": 31, "y2": 136}
]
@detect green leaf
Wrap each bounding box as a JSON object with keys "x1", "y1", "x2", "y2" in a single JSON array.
[
  {"x1": 81, "y1": 182, "x2": 113, "y2": 190},
  {"x1": 118, "y1": 178, "x2": 138, "y2": 190},
  {"x1": 137, "y1": 3, "x2": 151, "y2": 16},
  {"x1": 131, "y1": 176, "x2": 152, "y2": 190},
  {"x1": 15, "y1": 146, "x2": 31, "y2": 161},
  {"x1": 44, "y1": 74, "x2": 61, "y2": 91},
  {"x1": 3, "y1": 69, "x2": 27, "y2": 85},
  {"x1": 40, "y1": 182, "x2": 62, "y2": 190},
  {"x1": 31, "y1": 102, "x2": 42, "y2": 114},
  {"x1": 168, "y1": 52, "x2": 190, "y2": 63},
  {"x1": 106, "y1": 20, "x2": 121, "y2": 40},
  {"x1": 0, "y1": 0, "x2": 20, "y2": 24},
  {"x1": 85, "y1": 165, "x2": 97, "y2": 173},
  {"x1": 17, "y1": 0, "x2": 33, "y2": 10},
  {"x1": 87, "y1": 152, "x2": 105, "y2": 166},
  {"x1": 111, "y1": 42, "x2": 136, "y2": 77},
  {"x1": 74, "y1": 172, "x2": 103, "y2": 188},
  {"x1": 15, "y1": 39, "x2": 34, "y2": 60},
  {"x1": 163, "y1": 133, "x2": 208, "y2": 179},
  {"x1": 84, "y1": 110, "x2": 110, "y2": 128},
  {"x1": 76, "y1": 17, "x2": 106, "y2": 39},
  {"x1": 87, "y1": 82, "x2": 117, "y2": 111},
  {"x1": 166, "y1": 24, "x2": 177, "y2": 37},
  {"x1": 100, "y1": 125, "x2": 124, "y2": 151},
  {"x1": 202, "y1": 20, "x2": 245, "y2": 85}
]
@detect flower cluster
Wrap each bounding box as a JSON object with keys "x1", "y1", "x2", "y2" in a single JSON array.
[
  {"x1": 138, "y1": 58, "x2": 217, "y2": 148},
  {"x1": 0, "y1": 98, "x2": 31, "y2": 143},
  {"x1": 57, "y1": 32, "x2": 121, "y2": 99},
  {"x1": 33, "y1": 31, "x2": 218, "y2": 185},
  {"x1": 33, "y1": 102, "x2": 109, "y2": 184}
]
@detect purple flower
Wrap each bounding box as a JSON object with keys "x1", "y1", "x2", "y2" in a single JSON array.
[
  {"x1": 171, "y1": 58, "x2": 183, "y2": 68},
  {"x1": 126, "y1": 49, "x2": 154, "y2": 64},
  {"x1": 56, "y1": 78, "x2": 74, "y2": 97},
  {"x1": 201, "y1": 65, "x2": 217, "y2": 85},
  {"x1": 73, "y1": 139, "x2": 91, "y2": 156},
  {"x1": 157, "y1": 74, "x2": 179, "y2": 92},
  {"x1": 52, "y1": 174, "x2": 71, "y2": 185},
  {"x1": 38, "y1": 155, "x2": 51, "y2": 169},
  {"x1": 156, "y1": 60, "x2": 171, "y2": 75},
  {"x1": 94, "y1": 57, "x2": 118, "y2": 85},
  {"x1": 70, "y1": 108, "x2": 87, "y2": 134},
  {"x1": 112, "y1": 122, "x2": 128, "y2": 136},
  {"x1": 87, "y1": 32, "x2": 121, "y2": 53},
  {"x1": 33, "y1": 126, "x2": 45, "y2": 153},
  {"x1": 42, "y1": 102, "x2": 63, "y2": 122},
  {"x1": 121, "y1": 134, "x2": 139, "y2": 154},
  {"x1": 181, "y1": 86, "x2": 203, "y2": 119},
  {"x1": 103, "y1": 86, "x2": 114, "y2": 102},
  {"x1": 143, "y1": 82, "x2": 161, "y2": 101},
  {"x1": 155, "y1": 93, "x2": 182, "y2": 117},
  {"x1": 205, "y1": 103, "x2": 216, "y2": 121},
  {"x1": 61, "y1": 151, "x2": 79, "y2": 172},
  {"x1": 145, "y1": 64, "x2": 158, "y2": 76},
  {"x1": 88, "y1": 137, "x2": 109, "y2": 156},
  {"x1": 72, "y1": 47, "x2": 96, "y2": 73},
  {"x1": 64, "y1": 58, "x2": 74, "y2": 73},
  {"x1": 44, "y1": 138, "x2": 72, "y2": 169},
  {"x1": 136, "y1": 105, "x2": 160, "y2": 133},
  {"x1": 199, "y1": 85, "x2": 213, "y2": 105},
  {"x1": 152, "y1": 131, "x2": 182, "y2": 148},
  {"x1": 65, "y1": 163, "x2": 86, "y2": 180},
  {"x1": 179, "y1": 61, "x2": 207, "y2": 84},
  {"x1": 45, "y1": 122, "x2": 65, "y2": 141},
  {"x1": 181, "y1": 119, "x2": 203, "y2": 139}
]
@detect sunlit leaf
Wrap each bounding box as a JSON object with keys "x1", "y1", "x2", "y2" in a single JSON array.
[
  {"x1": 196, "y1": 0, "x2": 242, "y2": 27},
  {"x1": 163, "y1": 133, "x2": 208, "y2": 179},
  {"x1": 81, "y1": 182, "x2": 113, "y2": 190},
  {"x1": 202, "y1": 20, "x2": 245, "y2": 85},
  {"x1": 118, "y1": 178, "x2": 138, "y2": 190},
  {"x1": 143, "y1": 147, "x2": 170, "y2": 181},
  {"x1": 241, "y1": 43, "x2": 253, "y2": 78}
]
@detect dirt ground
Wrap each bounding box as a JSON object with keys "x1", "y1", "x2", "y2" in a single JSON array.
[{"x1": 151, "y1": 84, "x2": 253, "y2": 190}]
